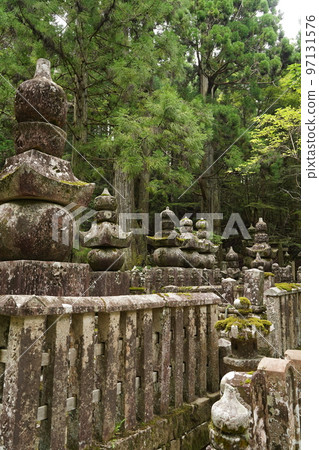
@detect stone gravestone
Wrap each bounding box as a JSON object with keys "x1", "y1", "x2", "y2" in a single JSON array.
[{"x1": 0, "y1": 59, "x2": 95, "y2": 296}]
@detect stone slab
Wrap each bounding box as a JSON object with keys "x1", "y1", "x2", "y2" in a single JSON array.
[
  {"x1": 89, "y1": 271, "x2": 130, "y2": 296},
  {"x1": 0, "y1": 260, "x2": 90, "y2": 296},
  {"x1": 0, "y1": 149, "x2": 94, "y2": 206}
]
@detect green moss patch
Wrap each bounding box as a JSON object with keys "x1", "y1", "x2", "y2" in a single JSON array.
[
  {"x1": 275, "y1": 282, "x2": 301, "y2": 292},
  {"x1": 264, "y1": 272, "x2": 275, "y2": 277},
  {"x1": 215, "y1": 316, "x2": 272, "y2": 334},
  {"x1": 238, "y1": 297, "x2": 251, "y2": 307}
]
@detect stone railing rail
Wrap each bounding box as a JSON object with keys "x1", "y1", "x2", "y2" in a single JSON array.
[
  {"x1": 0, "y1": 293, "x2": 221, "y2": 449},
  {"x1": 263, "y1": 287, "x2": 301, "y2": 356}
]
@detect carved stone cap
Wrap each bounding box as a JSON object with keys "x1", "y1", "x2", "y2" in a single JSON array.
[
  {"x1": 211, "y1": 384, "x2": 250, "y2": 434},
  {"x1": 226, "y1": 246, "x2": 238, "y2": 261},
  {"x1": 34, "y1": 58, "x2": 52, "y2": 80},
  {"x1": 15, "y1": 58, "x2": 67, "y2": 128},
  {"x1": 255, "y1": 217, "x2": 267, "y2": 232}
]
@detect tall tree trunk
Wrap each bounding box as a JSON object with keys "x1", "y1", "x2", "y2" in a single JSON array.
[
  {"x1": 114, "y1": 163, "x2": 141, "y2": 269},
  {"x1": 199, "y1": 67, "x2": 222, "y2": 234},
  {"x1": 71, "y1": 66, "x2": 88, "y2": 176}
]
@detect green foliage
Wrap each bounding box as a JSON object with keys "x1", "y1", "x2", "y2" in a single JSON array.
[{"x1": 0, "y1": 0, "x2": 301, "y2": 262}]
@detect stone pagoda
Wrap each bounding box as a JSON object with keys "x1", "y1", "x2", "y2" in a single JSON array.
[
  {"x1": 82, "y1": 188, "x2": 132, "y2": 271},
  {"x1": 0, "y1": 59, "x2": 95, "y2": 296},
  {"x1": 147, "y1": 208, "x2": 217, "y2": 269},
  {"x1": 221, "y1": 246, "x2": 241, "y2": 280},
  {"x1": 246, "y1": 217, "x2": 277, "y2": 271}
]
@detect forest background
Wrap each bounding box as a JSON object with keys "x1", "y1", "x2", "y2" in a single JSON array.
[{"x1": 0, "y1": 0, "x2": 301, "y2": 267}]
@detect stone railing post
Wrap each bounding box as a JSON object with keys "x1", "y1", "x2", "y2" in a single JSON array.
[{"x1": 244, "y1": 269, "x2": 264, "y2": 305}]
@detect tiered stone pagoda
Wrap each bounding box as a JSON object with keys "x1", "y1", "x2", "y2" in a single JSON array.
[
  {"x1": 147, "y1": 208, "x2": 217, "y2": 268},
  {"x1": 0, "y1": 59, "x2": 95, "y2": 296},
  {"x1": 82, "y1": 188, "x2": 132, "y2": 270},
  {"x1": 0, "y1": 59, "x2": 94, "y2": 263},
  {"x1": 221, "y1": 246, "x2": 241, "y2": 279},
  {"x1": 246, "y1": 217, "x2": 277, "y2": 271}
]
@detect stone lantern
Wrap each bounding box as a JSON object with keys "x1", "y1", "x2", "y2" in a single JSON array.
[{"x1": 215, "y1": 297, "x2": 273, "y2": 372}]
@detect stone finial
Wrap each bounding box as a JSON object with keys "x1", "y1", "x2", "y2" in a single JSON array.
[
  {"x1": 14, "y1": 58, "x2": 68, "y2": 156},
  {"x1": 160, "y1": 206, "x2": 175, "y2": 220},
  {"x1": 34, "y1": 58, "x2": 52, "y2": 79},
  {"x1": 195, "y1": 218, "x2": 207, "y2": 230},
  {"x1": 226, "y1": 246, "x2": 238, "y2": 262},
  {"x1": 211, "y1": 384, "x2": 250, "y2": 432},
  {"x1": 251, "y1": 252, "x2": 265, "y2": 269},
  {"x1": 209, "y1": 384, "x2": 250, "y2": 448},
  {"x1": 255, "y1": 217, "x2": 267, "y2": 232}
]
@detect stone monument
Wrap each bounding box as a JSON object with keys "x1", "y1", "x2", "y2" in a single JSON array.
[{"x1": 0, "y1": 59, "x2": 95, "y2": 295}]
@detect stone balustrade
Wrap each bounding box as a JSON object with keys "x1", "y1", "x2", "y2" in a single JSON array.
[
  {"x1": 0, "y1": 292, "x2": 221, "y2": 449},
  {"x1": 263, "y1": 286, "x2": 301, "y2": 356}
]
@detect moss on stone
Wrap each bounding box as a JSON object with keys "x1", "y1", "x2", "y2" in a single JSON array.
[
  {"x1": 264, "y1": 272, "x2": 275, "y2": 277},
  {"x1": 215, "y1": 316, "x2": 272, "y2": 334},
  {"x1": 275, "y1": 282, "x2": 301, "y2": 292},
  {"x1": 60, "y1": 179, "x2": 89, "y2": 186},
  {"x1": 129, "y1": 286, "x2": 146, "y2": 292},
  {"x1": 237, "y1": 308, "x2": 253, "y2": 315},
  {"x1": 238, "y1": 297, "x2": 251, "y2": 307}
]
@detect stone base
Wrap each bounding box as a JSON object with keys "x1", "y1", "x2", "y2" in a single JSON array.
[
  {"x1": 102, "y1": 393, "x2": 219, "y2": 450},
  {"x1": 223, "y1": 355, "x2": 262, "y2": 372},
  {"x1": 130, "y1": 267, "x2": 215, "y2": 294},
  {"x1": 0, "y1": 260, "x2": 90, "y2": 296},
  {"x1": 89, "y1": 271, "x2": 130, "y2": 296}
]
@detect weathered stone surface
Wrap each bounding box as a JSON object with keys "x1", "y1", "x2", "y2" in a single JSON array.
[
  {"x1": 39, "y1": 315, "x2": 70, "y2": 449},
  {"x1": 15, "y1": 59, "x2": 67, "y2": 128},
  {"x1": 153, "y1": 247, "x2": 185, "y2": 267},
  {"x1": 83, "y1": 221, "x2": 132, "y2": 248},
  {"x1": 147, "y1": 233, "x2": 183, "y2": 248},
  {"x1": 218, "y1": 338, "x2": 231, "y2": 379},
  {"x1": 94, "y1": 188, "x2": 117, "y2": 211},
  {"x1": 67, "y1": 313, "x2": 95, "y2": 448},
  {"x1": 257, "y1": 356, "x2": 299, "y2": 449},
  {"x1": 221, "y1": 277, "x2": 236, "y2": 304},
  {"x1": 0, "y1": 260, "x2": 90, "y2": 296},
  {"x1": 87, "y1": 248, "x2": 125, "y2": 271},
  {"x1": 211, "y1": 383, "x2": 250, "y2": 434},
  {"x1": 89, "y1": 271, "x2": 130, "y2": 296},
  {"x1": 0, "y1": 149, "x2": 95, "y2": 206},
  {"x1": 0, "y1": 201, "x2": 74, "y2": 261},
  {"x1": 14, "y1": 121, "x2": 66, "y2": 156},
  {"x1": 246, "y1": 218, "x2": 276, "y2": 270},
  {"x1": 264, "y1": 287, "x2": 301, "y2": 356},
  {"x1": 223, "y1": 354, "x2": 262, "y2": 372},
  {"x1": 1, "y1": 315, "x2": 46, "y2": 449},
  {"x1": 244, "y1": 268, "x2": 264, "y2": 305},
  {"x1": 95, "y1": 209, "x2": 118, "y2": 223},
  {"x1": 0, "y1": 293, "x2": 221, "y2": 317},
  {"x1": 102, "y1": 394, "x2": 219, "y2": 449}
]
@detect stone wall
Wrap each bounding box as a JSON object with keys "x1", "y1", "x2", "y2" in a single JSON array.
[
  {"x1": 0, "y1": 292, "x2": 221, "y2": 449},
  {"x1": 263, "y1": 287, "x2": 301, "y2": 357}
]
